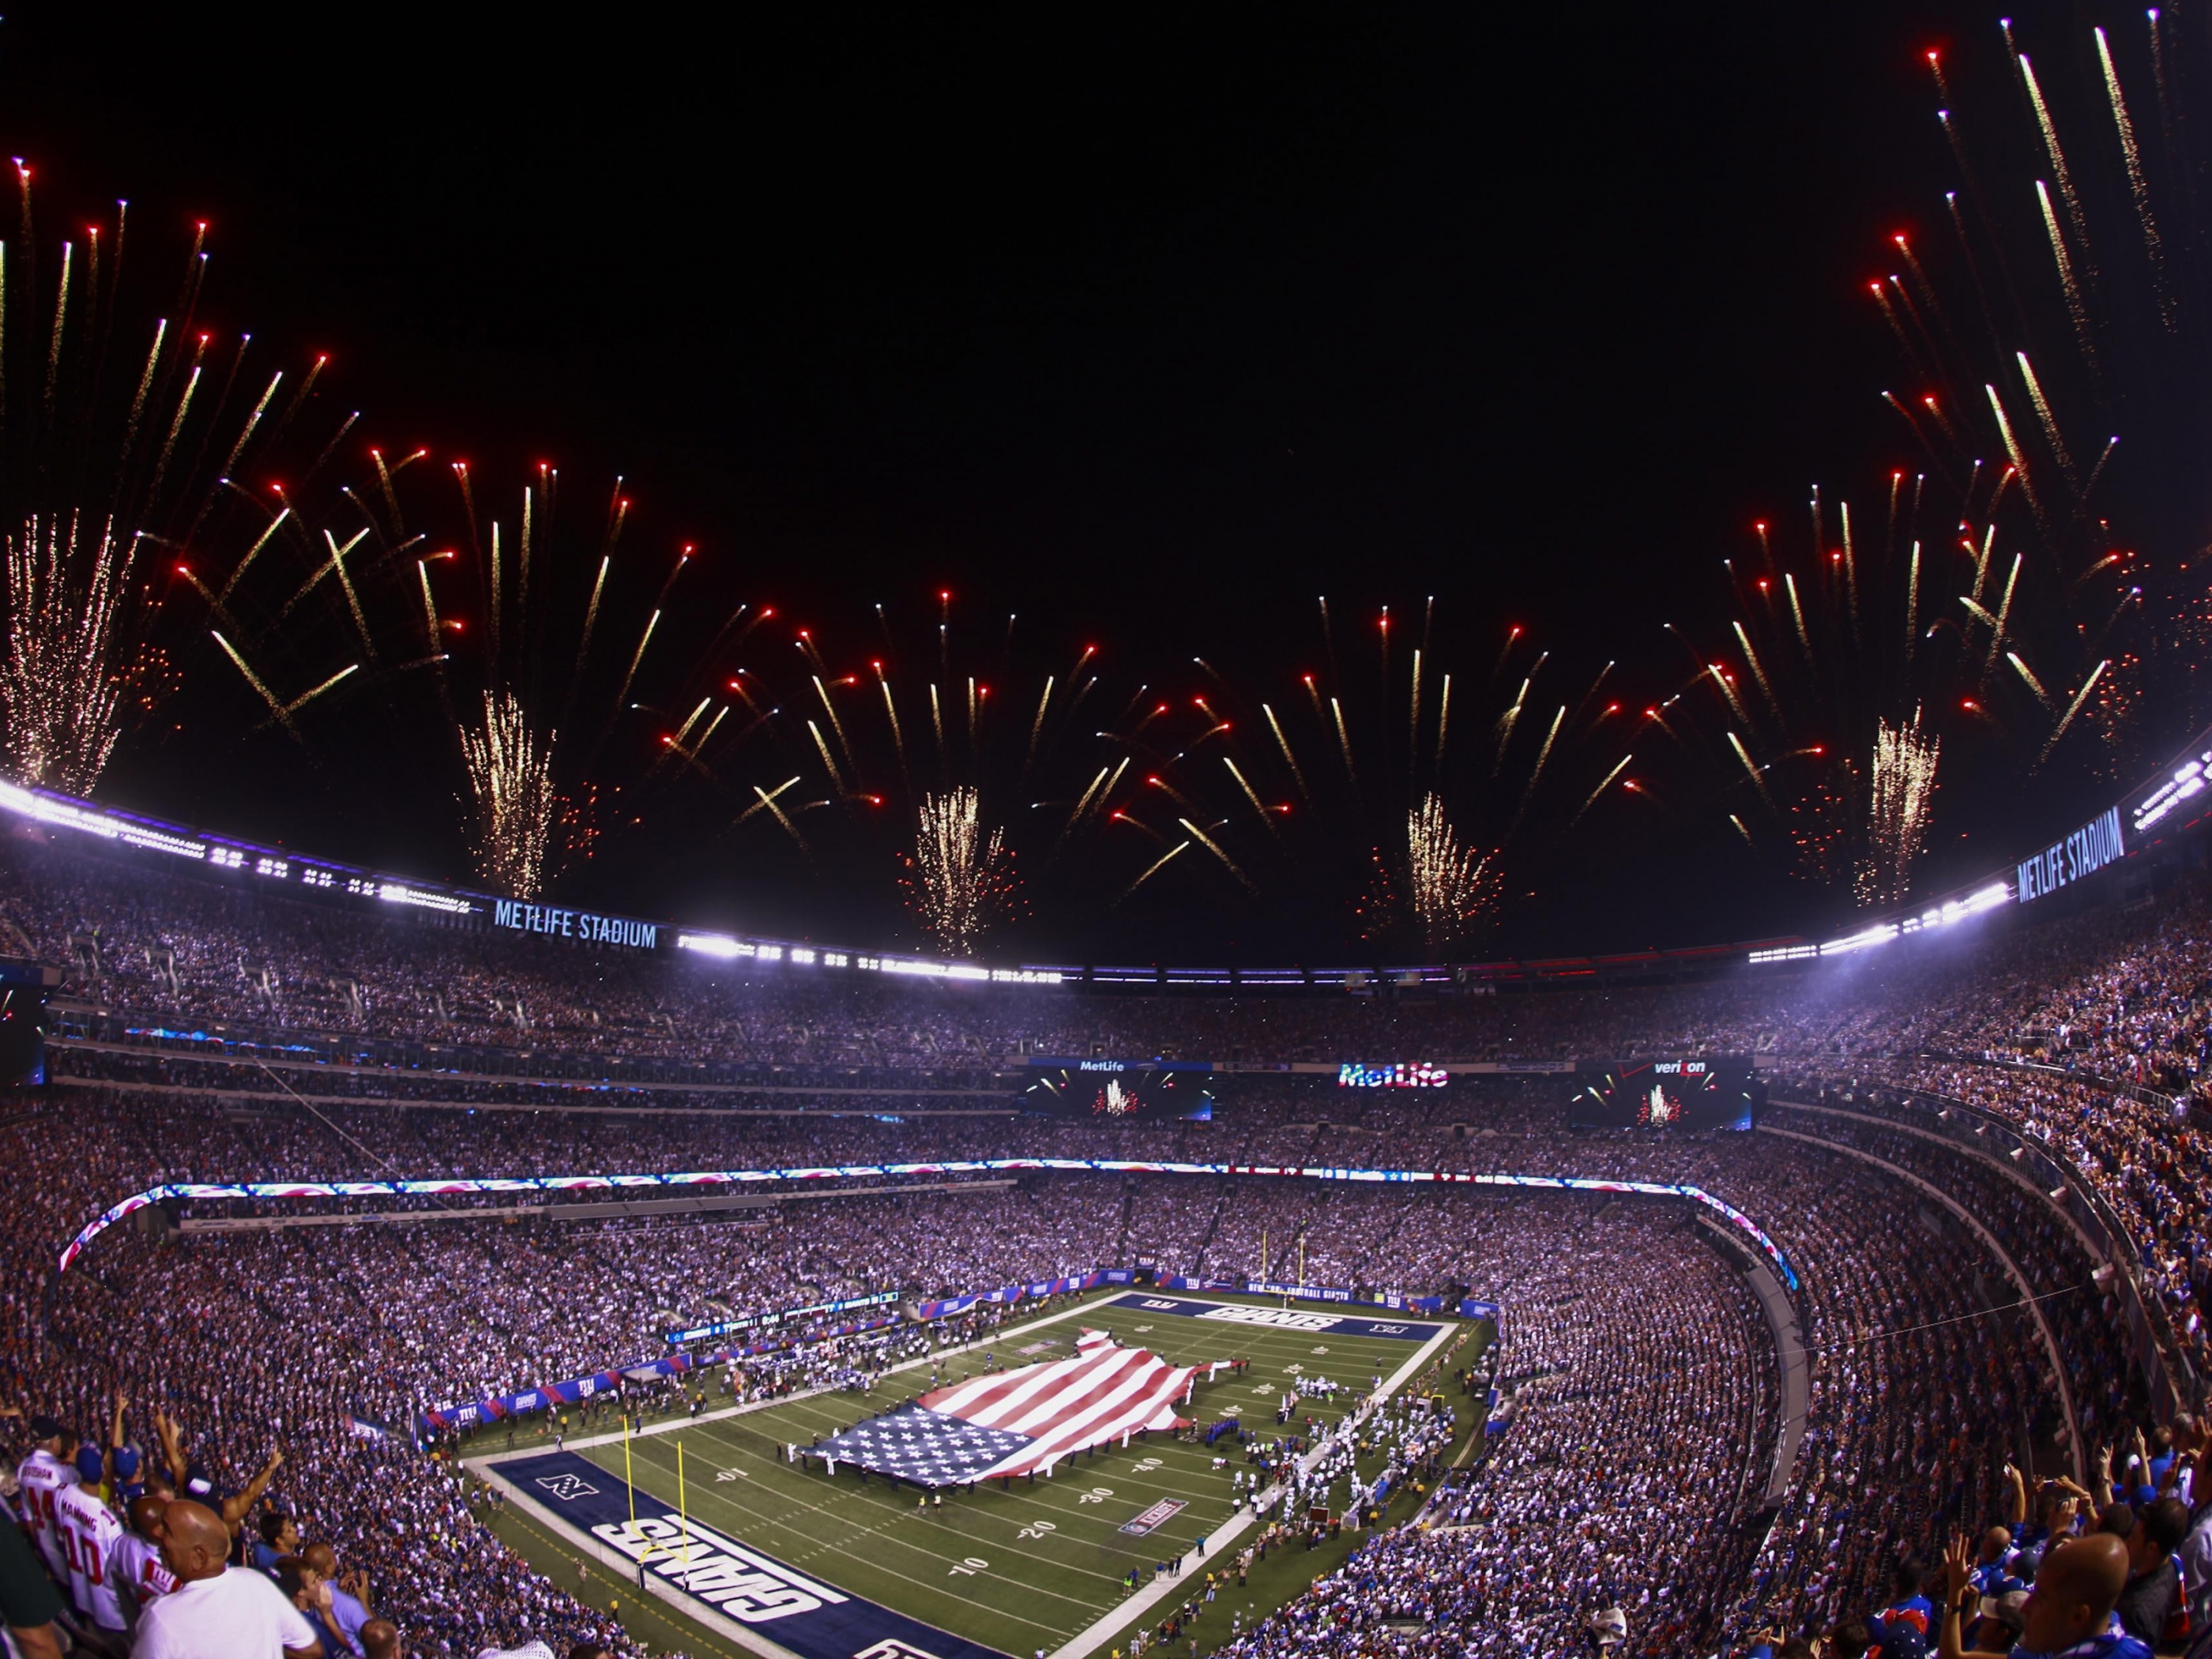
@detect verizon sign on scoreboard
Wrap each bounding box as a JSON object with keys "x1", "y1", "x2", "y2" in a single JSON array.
[{"x1": 2017, "y1": 807, "x2": 2124, "y2": 904}]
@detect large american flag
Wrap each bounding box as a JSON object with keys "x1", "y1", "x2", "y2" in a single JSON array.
[{"x1": 816, "y1": 1330, "x2": 1221, "y2": 1488}]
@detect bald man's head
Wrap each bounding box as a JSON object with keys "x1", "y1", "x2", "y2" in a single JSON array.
[
  {"x1": 157, "y1": 1499, "x2": 231, "y2": 1585},
  {"x1": 1979, "y1": 1525, "x2": 2012, "y2": 1563},
  {"x1": 361, "y1": 1618, "x2": 401, "y2": 1659},
  {"x1": 2022, "y1": 1533, "x2": 2130, "y2": 1654},
  {"x1": 303, "y1": 1541, "x2": 337, "y2": 1579}
]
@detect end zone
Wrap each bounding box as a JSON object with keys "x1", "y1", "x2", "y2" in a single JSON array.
[
  {"x1": 482, "y1": 1448, "x2": 1012, "y2": 1659},
  {"x1": 1102, "y1": 1292, "x2": 1444, "y2": 1342}
]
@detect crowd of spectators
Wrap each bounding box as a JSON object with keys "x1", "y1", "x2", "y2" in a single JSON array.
[
  {"x1": 6, "y1": 826, "x2": 2212, "y2": 1653},
  {"x1": 0, "y1": 1074, "x2": 2140, "y2": 1657},
  {"x1": 9, "y1": 830, "x2": 2208, "y2": 1089}
]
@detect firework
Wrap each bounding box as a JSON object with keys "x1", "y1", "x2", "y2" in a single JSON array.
[
  {"x1": 1872, "y1": 14, "x2": 2212, "y2": 769},
  {"x1": 1854, "y1": 715, "x2": 1940, "y2": 906},
  {"x1": 1091, "y1": 600, "x2": 1624, "y2": 942},
  {"x1": 1690, "y1": 179, "x2": 2148, "y2": 897},
  {"x1": 459, "y1": 688, "x2": 556, "y2": 897},
  {"x1": 1, "y1": 515, "x2": 134, "y2": 792},
  {"x1": 905, "y1": 786, "x2": 1016, "y2": 955},
  {"x1": 0, "y1": 169, "x2": 342, "y2": 794},
  {"x1": 245, "y1": 453, "x2": 729, "y2": 882},
  {"x1": 1401, "y1": 792, "x2": 1501, "y2": 951}
]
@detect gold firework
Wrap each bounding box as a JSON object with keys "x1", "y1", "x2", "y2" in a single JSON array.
[
  {"x1": 907, "y1": 785, "x2": 1015, "y2": 956},
  {"x1": 1405, "y1": 792, "x2": 1500, "y2": 950},
  {"x1": 0, "y1": 515, "x2": 138, "y2": 794},
  {"x1": 1854, "y1": 716, "x2": 1939, "y2": 907},
  {"x1": 460, "y1": 688, "x2": 556, "y2": 897}
]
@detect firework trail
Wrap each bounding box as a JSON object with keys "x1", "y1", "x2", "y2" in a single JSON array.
[
  {"x1": 2093, "y1": 27, "x2": 2173, "y2": 329},
  {"x1": 2012, "y1": 352, "x2": 2073, "y2": 483},
  {"x1": 906, "y1": 785, "x2": 1015, "y2": 955},
  {"x1": 460, "y1": 688, "x2": 555, "y2": 897},
  {"x1": 2039, "y1": 660, "x2": 2108, "y2": 767},
  {"x1": 2031, "y1": 176, "x2": 2097, "y2": 381},
  {"x1": 1262, "y1": 702, "x2": 1310, "y2": 803},
  {"x1": 1117, "y1": 837, "x2": 1188, "y2": 904},
  {"x1": 1571, "y1": 754, "x2": 1634, "y2": 826},
  {"x1": 1176, "y1": 814, "x2": 1254, "y2": 892}
]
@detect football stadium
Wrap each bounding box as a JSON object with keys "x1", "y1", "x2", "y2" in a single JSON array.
[{"x1": 10, "y1": 10, "x2": 2212, "y2": 1659}]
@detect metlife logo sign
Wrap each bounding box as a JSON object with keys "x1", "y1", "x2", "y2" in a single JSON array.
[{"x1": 1336, "y1": 1062, "x2": 1448, "y2": 1089}]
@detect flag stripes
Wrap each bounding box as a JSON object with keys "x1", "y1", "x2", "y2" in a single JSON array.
[{"x1": 813, "y1": 1330, "x2": 1211, "y2": 1486}]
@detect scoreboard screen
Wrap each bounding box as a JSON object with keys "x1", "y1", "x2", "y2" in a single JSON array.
[
  {"x1": 1571, "y1": 1059, "x2": 1757, "y2": 1131},
  {"x1": 1021, "y1": 1067, "x2": 1213, "y2": 1121}
]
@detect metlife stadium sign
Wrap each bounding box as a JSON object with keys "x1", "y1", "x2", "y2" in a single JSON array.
[
  {"x1": 491, "y1": 899, "x2": 660, "y2": 950},
  {"x1": 2017, "y1": 806, "x2": 2125, "y2": 904}
]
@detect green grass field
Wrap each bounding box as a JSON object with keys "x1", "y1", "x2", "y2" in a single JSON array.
[{"x1": 480, "y1": 1290, "x2": 1486, "y2": 1659}]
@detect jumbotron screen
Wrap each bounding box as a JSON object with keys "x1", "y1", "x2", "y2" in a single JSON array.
[
  {"x1": 1021, "y1": 1067, "x2": 1213, "y2": 1121},
  {"x1": 1571, "y1": 1059, "x2": 1757, "y2": 1131}
]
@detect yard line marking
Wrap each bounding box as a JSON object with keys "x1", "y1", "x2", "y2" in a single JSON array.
[
  {"x1": 621, "y1": 1435, "x2": 1128, "y2": 1605},
  {"x1": 1045, "y1": 1313, "x2": 1462, "y2": 1659}
]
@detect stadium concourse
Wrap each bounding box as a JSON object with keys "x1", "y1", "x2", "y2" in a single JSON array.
[{"x1": 0, "y1": 834, "x2": 2208, "y2": 1655}]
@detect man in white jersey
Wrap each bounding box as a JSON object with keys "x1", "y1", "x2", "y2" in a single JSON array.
[
  {"x1": 13, "y1": 1416, "x2": 79, "y2": 1586},
  {"x1": 111, "y1": 1494, "x2": 177, "y2": 1621},
  {"x1": 52, "y1": 1477, "x2": 130, "y2": 1654}
]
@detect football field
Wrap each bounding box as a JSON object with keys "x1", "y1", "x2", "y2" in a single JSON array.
[{"x1": 479, "y1": 1290, "x2": 1482, "y2": 1659}]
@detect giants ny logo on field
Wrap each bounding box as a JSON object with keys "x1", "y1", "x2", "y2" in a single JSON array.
[
  {"x1": 1195, "y1": 1305, "x2": 1341, "y2": 1331},
  {"x1": 590, "y1": 1514, "x2": 849, "y2": 1623},
  {"x1": 854, "y1": 1642, "x2": 947, "y2": 1659},
  {"x1": 534, "y1": 1473, "x2": 600, "y2": 1502}
]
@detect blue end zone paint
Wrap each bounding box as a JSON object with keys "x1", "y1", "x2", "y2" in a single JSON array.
[
  {"x1": 1104, "y1": 1293, "x2": 1443, "y2": 1342},
  {"x1": 499, "y1": 1450, "x2": 1012, "y2": 1659}
]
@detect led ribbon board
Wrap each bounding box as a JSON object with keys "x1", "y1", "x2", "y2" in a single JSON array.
[{"x1": 61, "y1": 1157, "x2": 1798, "y2": 1291}]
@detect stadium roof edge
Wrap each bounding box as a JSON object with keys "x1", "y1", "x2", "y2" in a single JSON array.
[{"x1": 5, "y1": 717, "x2": 2210, "y2": 991}]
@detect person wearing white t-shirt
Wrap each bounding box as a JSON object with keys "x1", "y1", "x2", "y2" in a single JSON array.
[
  {"x1": 14, "y1": 1416, "x2": 81, "y2": 1587},
  {"x1": 129, "y1": 1499, "x2": 322, "y2": 1659}
]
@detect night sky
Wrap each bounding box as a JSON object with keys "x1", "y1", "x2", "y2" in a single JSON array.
[{"x1": 0, "y1": 6, "x2": 2180, "y2": 964}]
